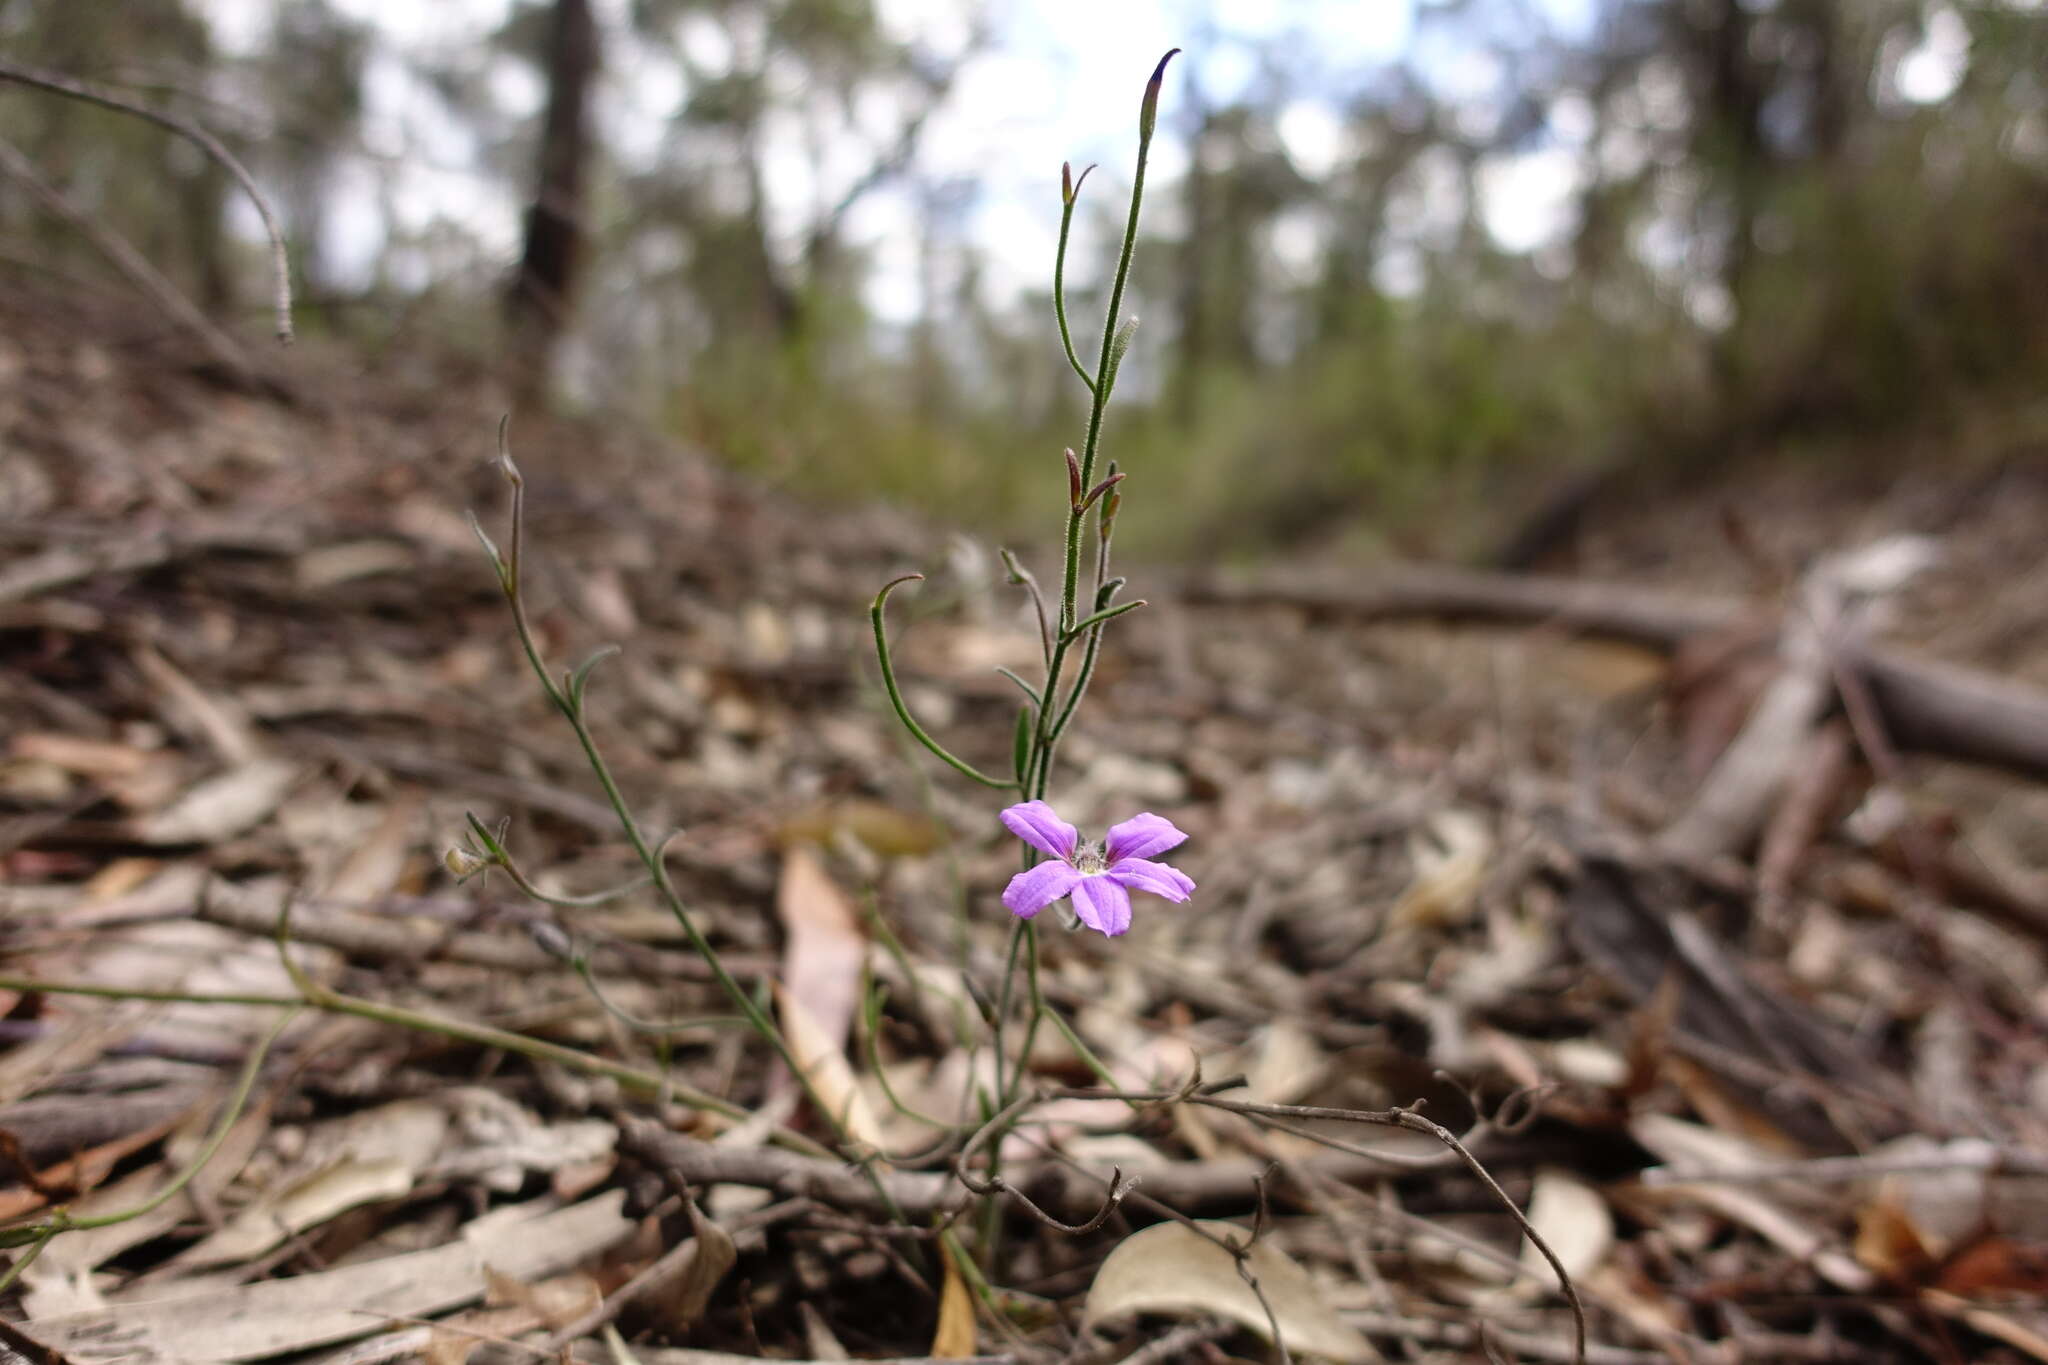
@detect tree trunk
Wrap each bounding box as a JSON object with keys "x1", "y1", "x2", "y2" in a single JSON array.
[{"x1": 506, "y1": 0, "x2": 599, "y2": 401}]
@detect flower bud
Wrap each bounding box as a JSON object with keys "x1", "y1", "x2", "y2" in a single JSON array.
[
  {"x1": 443, "y1": 846, "x2": 487, "y2": 879},
  {"x1": 1140, "y1": 49, "x2": 1180, "y2": 143}
]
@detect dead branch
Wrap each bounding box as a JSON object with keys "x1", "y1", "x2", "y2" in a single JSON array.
[
  {"x1": 1188, "y1": 564, "x2": 2048, "y2": 782},
  {"x1": 0, "y1": 55, "x2": 293, "y2": 343},
  {"x1": 618, "y1": 1116, "x2": 1473, "y2": 1222},
  {"x1": 0, "y1": 135, "x2": 258, "y2": 383}
]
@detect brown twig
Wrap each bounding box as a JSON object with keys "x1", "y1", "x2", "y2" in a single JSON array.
[
  {"x1": 0, "y1": 134, "x2": 258, "y2": 381},
  {"x1": 0, "y1": 56, "x2": 293, "y2": 343}
]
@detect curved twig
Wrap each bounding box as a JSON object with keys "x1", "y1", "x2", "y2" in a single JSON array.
[{"x1": 0, "y1": 57, "x2": 293, "y2": 342}]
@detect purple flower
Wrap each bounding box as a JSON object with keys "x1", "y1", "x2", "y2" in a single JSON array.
[{"x1": 999, "y1": 800, "x2": 1196, "y2": 937}]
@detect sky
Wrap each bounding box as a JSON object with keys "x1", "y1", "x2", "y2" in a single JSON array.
[{"x1": 197, "y1": 0, "x2": 1968, "y2": 323}]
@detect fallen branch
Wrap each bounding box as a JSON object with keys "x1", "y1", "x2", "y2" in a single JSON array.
[
  {"x1": 619, "y1": 1116, "x2": 1442, "y2": 1221},
  {"x1": 1188, "y1": 565, "x2": 2048, "y2": 781}
]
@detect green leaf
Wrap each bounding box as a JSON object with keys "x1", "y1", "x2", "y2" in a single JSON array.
[
  {"x1": 1012, "y1": 705, "x2": 1035, "y2": 783},
  {"x1": 566, "y1": 643, "x2": 620, "y2": 711}
]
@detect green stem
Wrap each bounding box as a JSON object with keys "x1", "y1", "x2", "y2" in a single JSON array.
[
  {"x1": 0, "y1": 1007, "x2": 297, "y2": 1274},
  {"x1": 0, "y1": 973, "x2": 763, "y2": 1132},
  {"x1": 870, "y1": 574, "x2": 1016, "y2": 790},
  {"x1": 1053, "y1": 164, "x2": 1097, "y2": 394},
  {"x1": 1037, "y1": 52, "x2": 1175, "y2": 781},
  {"x1": 487, "y1": 453, "x2": 848, "y2": 1134}
]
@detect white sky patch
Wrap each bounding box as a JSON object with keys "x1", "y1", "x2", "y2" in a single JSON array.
[
  {"x1": 1373, "y1": 242, "x2": 1423, "y2": 298},
  {"x1": 1548, "y1": 90, "x2": 1595, "y2": 146},
  {"x1": 1268, "y1": 203, "x2": 1325, "y2": 281},
  {"x1": 1278, "y1": 99, "x2": 1344, "y2": 178},
  {"x1": 320, "y1": 157, "x2": 387, "y2": 281},
  {"x1": 329, "y1": 0, "x2": 512, "y2": 48},
  {"x1": 1896, "y1": 7, "x2": 1971, "y2": 105},
  {"x1": 677, "y1": 12, "x2": 736, "y2": 73},
  {"x1": 490, "y1": 56, "x2": 545, "y2": 122},
  {"x1": 1479, "y1": 146, "x2": 1582, "y2": 253},
  {"x1": 203, "y1": 0, "x2": 268, "y2": 56},
  {"x1": 600, "y1": 39, "x2": 685, "y2": 168}
]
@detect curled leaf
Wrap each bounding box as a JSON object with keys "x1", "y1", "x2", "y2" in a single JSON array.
[{"x1": 1083, "y1": 1220, "x2": 1377, "y2": 1362}]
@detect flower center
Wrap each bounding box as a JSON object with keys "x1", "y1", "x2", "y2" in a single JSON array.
[{"x1": 1073, "y1": 842, "x2": 1108, "y2": 876}]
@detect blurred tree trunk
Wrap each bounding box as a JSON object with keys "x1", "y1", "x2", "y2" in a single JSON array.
[
  {"x1": 1700, "y1": 0, "x2": 1764, "y2": 398},
  {"x1": 507, "y1": 0, "x2": 599, "y2": 401}
]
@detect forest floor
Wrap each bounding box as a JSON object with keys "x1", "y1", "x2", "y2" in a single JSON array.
[{"x1": 8, "y1": 283, "x2": 2048, "y2": 1364}]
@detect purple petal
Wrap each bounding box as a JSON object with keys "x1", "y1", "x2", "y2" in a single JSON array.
[
  {"x1": 1071, "y1": 875, "x2": 1133, "y2": 937},
  {"x1": 1003, "y1": 860, "x2": 1082, "y2": 917},
  {"x1": 1104, "y1": 812, "x2": 1188, "y2": 864},
  {"x1": 1000, "y1": 800, "x2": 1078, "y2": 861},
  {"x1": 1107, "y1": 857, "x2": 1195, "y2": 903}
]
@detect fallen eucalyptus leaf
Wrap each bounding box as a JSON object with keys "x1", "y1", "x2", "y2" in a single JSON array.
[
  {"x1": 1082, "y1": 1219, "x2": 1377, "y2": 1362},
  {"x1": 1515, "y1": 1167, "x2": 1613, "y2": 1295}
]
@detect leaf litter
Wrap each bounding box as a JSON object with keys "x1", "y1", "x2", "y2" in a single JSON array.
[{"x1": 9, "y1": 283, "x2": 2048, "y2": 1362}]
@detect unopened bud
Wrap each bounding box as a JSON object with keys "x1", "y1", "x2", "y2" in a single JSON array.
[
  {"x1": 1080, "y1": 470, "x2": 1125, "y2": 513},
  {"x1": 1066, "y1": 448, "x2": 1083, "y2": 509},
  {"x1": 1061, "y1": 161, "x2": 1073, "y2": 205},
  {"x1": 443, "y1": 846, "x2": 487, "y2": 879},
  {"x1": 1140, "y1": 49, "x2": 1181, "y2": 143}
]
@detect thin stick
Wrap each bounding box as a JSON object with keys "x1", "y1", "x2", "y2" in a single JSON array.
[
  {"x1": 0, "y1": 56, "x2": 294, "y2": 342},
  {"x1": 0, "y1": 134, "x2": 254, "y2": 378}
]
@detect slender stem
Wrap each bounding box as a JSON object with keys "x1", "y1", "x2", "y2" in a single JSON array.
[
  {"x1": 572, "y1": 959, "x2": 745, "y2": 1037},
  {"x1": 871, "y1": 575, "x2": 1016, "y2": 789},
  {"x1": 1009, "y1": 924, "x2": 1048, "y2": 1098},
  {"x1": 481, "y1": 452, "x2": 919, "y2": 1239},
  {"x1": 489, "y1": 456, "x2": 833, "y2": 1121},
  {"x1": 1050, "y1": 582, "x2": 1118, "y2": 745},
  {"x1": 1036, "y1": 53, "x2": 1175, "y2": 782},
  {"x1": 989, "y1": 918, "x2": 1030, "y2": 1101},
  {"x1": 73, "y1": 1009, "x2": 297, "y2": 1228},
  {"x1": 0, "y1": 974, "x2": 755, "y2": 1127},
  {"x1": 1053, "y1": 164, "x2": 1098, "y2": 393},
  {"x1": 0, "y1": 1007, "x2": 297, "y2": 1274}
]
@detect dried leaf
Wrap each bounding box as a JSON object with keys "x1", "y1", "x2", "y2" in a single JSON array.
[
  {"x1": 1082, "y1": 1220, "x2": 1378, "y2": 1362},
  {"x1": 1936, "y1": 1236, "x2": 2048, "y2": 1298},
  {"x1": 1515, "y1": 1168, "x2": 1613, "y2": 1293},
  {"x1": 1387, "y1": 809, "x2": 1491, "y2": 932},
  {"x1": 134, "y1": 758, "x2": 300, "y2": 845},
  {"x1": 174, "y1": 1098, "x2": 449, "y2": 1268},
  {"x1": 670, "y1": 1201, "x2": 739, "y2": 1329},
  {"x1": 481, "y1": 1265, "x2": 602, "y2": 1328},
  {"x1": 1854, "y1": 1196, "x2": 1939, "y2": 1283},
  {"x1": 295, "y1": 540, "x2": 415, "y2": 589},
  {"x1": 774, "y1": 980, "x2": 887, "y2": 1151},
  {"x1": 323, "y1": 788, "x2": 425, "y2": 903},
  {"x1": 780, "y1": 799, "x2": 947, "y2": 857},
  {"x1": 34, "y1": 1191, "x2": 633, "y2": 1361},
  {"x1": 176, "y1": 1155, "x2": 415, "y2": 1269},
  {"x1": 777, "y1": 846, "x2": 867, "y2": 1055},
  {"x1": 930, "y1": 1246, "x2": 978, "y2": 1358}
]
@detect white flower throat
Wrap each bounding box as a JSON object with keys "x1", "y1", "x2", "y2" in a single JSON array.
[{"x1": 1073, "y1": 843, "x2": 1108, "y2": 876}]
